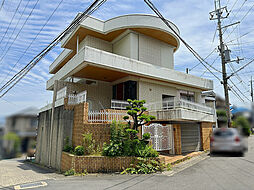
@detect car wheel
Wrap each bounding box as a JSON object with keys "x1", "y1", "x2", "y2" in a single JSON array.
[{"x1": 238, "y1": 151, "x2": 244, "y2": 157}]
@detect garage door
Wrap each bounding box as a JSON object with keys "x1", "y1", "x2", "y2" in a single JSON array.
[{"x1": 181, "y1": 124, "x2": 201, "y2": 153}]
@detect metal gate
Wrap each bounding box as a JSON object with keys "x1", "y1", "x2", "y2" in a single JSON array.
[
  {"x1": 142, "y1": 123, "x2": 173, "y2": 152},
  {"x1": 181, "y1": 124, "x2": 201, "y2": 153}
]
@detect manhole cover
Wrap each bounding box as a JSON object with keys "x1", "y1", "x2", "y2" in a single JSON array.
[{"x1": 14, "y1": 181, "x2": 47, "y2": 189}]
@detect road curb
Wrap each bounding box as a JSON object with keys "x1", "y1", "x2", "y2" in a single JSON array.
[{"x1": 162, "y1": 152, "x2": 209, "y2": 176}]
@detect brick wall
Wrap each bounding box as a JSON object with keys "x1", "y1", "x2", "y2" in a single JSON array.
[
  {"x1": 61, "y1": 152, "x2": 75, "y2": 172},
  {"x1": 69, "y1": 101, "x2": 111, "y2": 147},
  {"x1": 61, "y1": 152, "x2": 164, "y2": 173},
  {"x1": 200, "y1": 122, "x2": 213, "y2": 151},
  {"x1": 72, "y1": 103, "x2": 89, "y2": 147},
  {"x1": 173, "y1": 124, "x2": 181, "y2": 155}
]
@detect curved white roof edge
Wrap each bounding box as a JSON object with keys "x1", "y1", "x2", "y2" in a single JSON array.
[{"x1": 62, "y1": 14, "x2": 180, "y2": 50}]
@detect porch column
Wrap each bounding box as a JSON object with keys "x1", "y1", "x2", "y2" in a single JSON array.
[
  {"x1": 173, "y1": 124, "x2": 182, "y2": 155},
  {"x1": 200, "y1": 122, "x2": 213, "y2": 151},
  {"x1": 76, "y1": 35, "x2": 79, "y2": 54}
]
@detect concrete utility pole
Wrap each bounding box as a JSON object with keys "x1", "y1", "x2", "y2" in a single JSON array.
[
  {"x1": 251, "y1": 76, "x2": 253, "y2": 102},
  {"x1": 210, "y1": 0, "x2": 231, "y2": 128}
]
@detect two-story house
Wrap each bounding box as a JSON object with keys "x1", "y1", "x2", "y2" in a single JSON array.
[
  {"x1": 3, "y1": 107, "x2": 38, "y2": 158},
  {"x1": 36, "y1": 14, "x2": 216, "y2": 170}
]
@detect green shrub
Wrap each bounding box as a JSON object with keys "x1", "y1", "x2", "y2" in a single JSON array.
[
  {"x1": 121, "y1": 157, "x2": 163, "y2": 174},
  {"x1": 142, "y1": 133, "x2": 151, "y2": 140},
  {"x1": 3, "y1": 132, "x2": 21, "y2": 153},
  {"x1": 64, "y1": 169, "x2": 75, "y2": 176},
  {"x1": 216, "y1": 110, "x2": 227, "y2": 117},
  {"x1": 103, "y1": 121, "x2": 158, "y2": 158},
  {"x1": 124, "y1": 99, "x2": 156, "y2": 131},
  {"x1": 82, "y1": 133, "x2": 96, "y2": 155},
  {"x1": 63, "y1": 137, "x2": 73, "y2": 153},
  {"x1": 232, "y1": 116, "x2": 251, "y2": 136},
  {"x1": 74, "y1": 146, "x2": 84, "y2": 156}
]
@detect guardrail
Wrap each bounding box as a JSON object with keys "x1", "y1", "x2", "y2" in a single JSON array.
[
  {"x1": 146, "y1": 99, "x2": 215, "y2": 115},
  {"x1": 111, "y1": 99, "x2": 129, "y2": 110},
  {"x1": 56, "y1": 87, "x2": 67, "y2": 100},
  {"x1": 88, "y1": 111, "x2": 126, "y2": 123},
  {"x1": 68, "y1": 90, "x2": 87, "y2": 105}
]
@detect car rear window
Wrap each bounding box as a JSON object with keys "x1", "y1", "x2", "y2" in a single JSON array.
[{"x1": 214, "y1": 130, "x2": 234, "y2": 137}]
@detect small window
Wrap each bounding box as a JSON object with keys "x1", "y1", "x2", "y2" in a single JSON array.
[
  {"x1": 180, "y1": 90, "x2": 195, "y2": 102},
  {"x1": 162, "y1": 95, "x2": 174, "y2": 109}
]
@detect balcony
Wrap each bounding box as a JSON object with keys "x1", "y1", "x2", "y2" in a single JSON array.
[
  {"x1": 111, "y1": 99, "x2": 129, "y2": 110},
  {"x1": 47, "y1": 46, "x2": 213, "y2": 91},
  {"x1": 146, "y1": 99, "x2": 216, "y2": 122}
]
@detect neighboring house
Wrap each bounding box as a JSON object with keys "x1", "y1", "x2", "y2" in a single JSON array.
[
  {"x1": 3, "y1": 107, "x2": 38, "y2": 158},
  {"x1": 36, "y1": 14, "x2": 216, "y2": 170},
  {"x1": 202, "y1": 91, "x2": 217, "y2": 129},
  {"x1": 0, "y1": 124, "x2": 4, "y2": 159}
]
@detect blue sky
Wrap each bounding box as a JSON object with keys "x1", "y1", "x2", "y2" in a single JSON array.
[{"x1": 0, "y1": 0, "x2": 254, "y2": 123}]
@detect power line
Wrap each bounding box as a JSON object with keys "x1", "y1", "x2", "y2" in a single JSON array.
[
  {"x1": 229, "y1": 78, "x2": 250, "y2": 101},
  {"x1": 200, "y1": 55, "x2": 220, "y2": 77},
  {"x1": 189, "y1": 48, "x2": 217, "y2": 71},
  {"x1": 0, "y1": 0, "x2": 40, "y2": 65},
  {"x1": 0, "y1": 0, "x2": 24, "y2": 48},
  {"x1": 0, "y1": 0, "x2": 63, "y2": 86},
  {"x1": 0, "y1": 0, "x2": 107, "y2": 98},
  {"x1": 0, "y1": 0, "x2": 31, "y2": 57},
  {"x1": 224, "y1": 1, "x2": 254, "y2": 41},
  {"x1": 230, "y1": 86, "x2": 245, "y2": 102},
  {"x1": 227, "y1": 56, "x2": 254, "y2": 78},
  {"x1": 0, "y1": 0, "x2": 5, "y2": 12},
  {"x1": 144, "y1": 0, "x2": 222, "y2": 83}
]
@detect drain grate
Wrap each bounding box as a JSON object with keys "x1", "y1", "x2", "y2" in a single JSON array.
[{"x1": 14, "y1": 181, "x2": 47, "y2": 189}]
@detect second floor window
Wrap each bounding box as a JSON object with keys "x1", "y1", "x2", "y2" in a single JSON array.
[{"x1": 180, "y1": 90, "x2": 195, "y2": 102}]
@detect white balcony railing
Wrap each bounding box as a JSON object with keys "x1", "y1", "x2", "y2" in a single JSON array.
[
  {"x1": 111, "y1": 99, "x2": 129, "y2": 110},
  {"x1": 56, "y1": 87, "x2": 67, "y2": 100},
  {"x1": 146, "y1": 98, "x2": 215, "y2": 115},
  {"x1": 88, "y1": 111, "x2": 126, "y2": 123},
  {"x1": 68, "y1": 90, "x2": 87, "y2": 105}
]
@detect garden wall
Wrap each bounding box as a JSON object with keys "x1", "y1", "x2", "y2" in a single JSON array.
[
  {"x1": 35, "y1": 106, "x2": 74, "y2": 171},
  {"x1": 61, "y1": 152, "x2": 165, "y2": 173}
]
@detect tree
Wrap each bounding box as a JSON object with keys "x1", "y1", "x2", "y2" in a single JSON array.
[
  {"x1": 123, "y1": 99, "x2": 156, "y2": 131},
  {"x1": 232, "y1": 116, "x2": 251, "y2": 136}
]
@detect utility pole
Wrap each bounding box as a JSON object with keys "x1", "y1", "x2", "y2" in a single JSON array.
[
  {"x1": 251, "y1": 76, "x2": 253, "y2": 102},
  {"x1": 210, "y1": 0, "x2": 231, "y2": 128}
]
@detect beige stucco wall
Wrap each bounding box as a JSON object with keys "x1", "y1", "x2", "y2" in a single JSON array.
[
  {"x1": 113, "y1": 33, "x2": 131, "y2": 58},
  {"x1": 58, "y1": 80, "x2": 112, "y2": 111},
  {"x1": 138, "y1": 79, "x2": 206, "y2": 105},
  {"x1": 138, "y1": 80, "x2": 177, "y2": 104},
  {"x1": 112, "y1": 32, "x2": 174, "y2": 69},
  {"x1": 138, "y1": 34, "x2": 174, "y2": 69},
  {"x1": 79, "y1": 35, "x2": 112, "y2": 53}
]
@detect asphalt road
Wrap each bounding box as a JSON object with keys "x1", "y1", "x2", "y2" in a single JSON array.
[
  {"x1": 3, "y1": 135, "x2": 254, "y2": 190},
  {"x1": 35, "y1": 135, "x2": 254, "y2": 190}
]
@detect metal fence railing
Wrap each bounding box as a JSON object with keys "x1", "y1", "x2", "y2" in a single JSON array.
[
  {"x1": 68, "y1": 90, "x2": 87, "y2": 105},
  {"x1": 88, "y1": 111, "x2": 126, "y2": 123},
  {"x1": 111, "y1": 99, "x2": 129, "y2": 110},
  {"x1": 145, "y1": 98, "x2": 215, "y2": 115}
]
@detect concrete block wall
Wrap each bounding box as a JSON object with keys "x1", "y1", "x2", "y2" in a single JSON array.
[{"x1": 35, "y1": 106, "x2": 73, "y2": 171}]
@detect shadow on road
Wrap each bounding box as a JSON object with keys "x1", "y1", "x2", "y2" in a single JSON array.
[
  {"x1": 16, "y1": 159, "x2": 56, "y2": 174},
  {"x1": 209, "y1": 152, "x2": 244, "y2": 157}
]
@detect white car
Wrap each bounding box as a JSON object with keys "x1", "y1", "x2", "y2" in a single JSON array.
[{"x1": 210, "y1": 128, "x2": 248, "y2": 155}]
